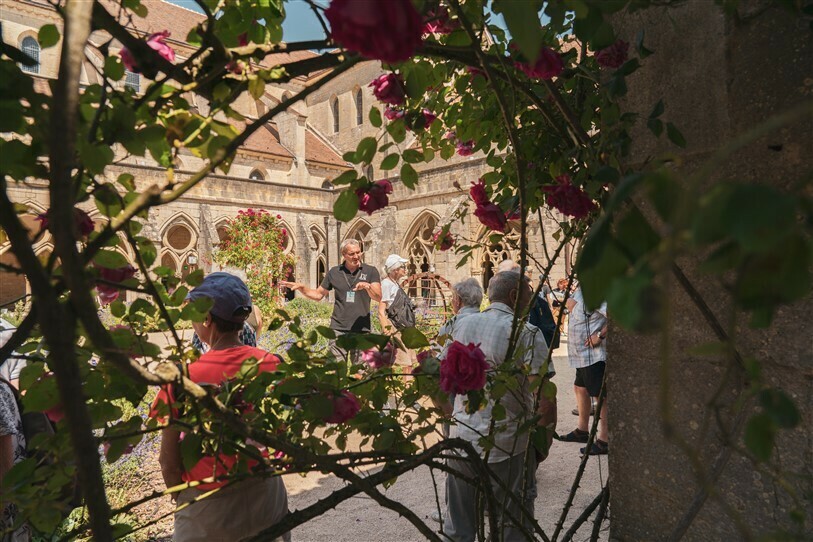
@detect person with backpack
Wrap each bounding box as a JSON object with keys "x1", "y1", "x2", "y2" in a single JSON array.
[
  {"x1": 377, "y1": 254, "x2": 414, "y2": 334},
  {"x1": 0, "y1": 378, "x2": 30, "y2": 541},
  {"x1": 152, "y1": 273, "x2": 290, "y2": 541}
]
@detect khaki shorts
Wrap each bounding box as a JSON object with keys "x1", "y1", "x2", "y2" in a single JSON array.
[{"x1": 174, "y1": 476, "x2": 290, "y2": 542}]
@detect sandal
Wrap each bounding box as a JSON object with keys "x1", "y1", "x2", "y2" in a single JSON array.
[
  {"x1": 559, "y1": 428, "x2": 589, "y2": 443},
  {"x1": 580, "y1": 440, "x2": 609, "y2": 455}
]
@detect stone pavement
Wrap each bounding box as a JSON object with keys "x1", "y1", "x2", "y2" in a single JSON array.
[{"x1": 282, "y1": 341, "x2": 611, "y2": 541}]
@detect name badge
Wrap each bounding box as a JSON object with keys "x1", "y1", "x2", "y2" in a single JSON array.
[{"x1": 346, "y1": 291, "x2": 356, "y2": 303}]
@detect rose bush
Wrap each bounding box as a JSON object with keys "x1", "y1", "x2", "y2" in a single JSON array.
[
  {"x1": 356, "y1": 179, "x2": 393, "y2": 215},
  {"x1": 119, "y1": 30, "x2": 175, "y2": 73},
  {"x1": 326, "y1": 0, "x2": 422, "y2": 63}
]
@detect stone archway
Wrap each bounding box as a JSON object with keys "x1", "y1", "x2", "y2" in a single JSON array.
[{"x1": 401, "y1": 212, "x2": 439, "y2": 298}]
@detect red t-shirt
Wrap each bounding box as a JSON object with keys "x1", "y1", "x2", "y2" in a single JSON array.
[{"x1": 152, "y1": 346, "x2": 280, "y2": 490}]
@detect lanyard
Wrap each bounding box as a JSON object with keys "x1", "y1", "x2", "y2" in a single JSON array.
[{"x1": 341, "y1": 264, "x2": 361, "y2": 290}]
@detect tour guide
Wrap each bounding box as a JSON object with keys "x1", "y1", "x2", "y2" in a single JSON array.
[{"x1": 280, "y1": 239, "x2": 381, "y2": 359}]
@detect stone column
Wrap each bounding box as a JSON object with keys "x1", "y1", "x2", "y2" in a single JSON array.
[{"x1": 608, "y1": 4, "x2": 813, "y2": 540}]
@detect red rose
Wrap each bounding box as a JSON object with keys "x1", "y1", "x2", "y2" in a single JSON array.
[
  {"x1": 420, "y1": 108, "x2": 437, "y2": 128},
  {"x1": 515, "y1": 46, "x2": 564, "y2": 80},
  {"x1": 361, "y1": 344, "x2": 396, "y2": 369},
  {"x1": 469, "y1": 179, "x2": 489, "y2": 206},
  {"x1": 474, "y1": 202, "x2": 508, "y2": 232},
  {"x1": 370, "y1": 73, "x2": 406, "y2": 105},
  {"x1": 543, "y1": 175, "x2": 596, "y2": 219},
  {"x1": 36, "y1": 208, "x2": 95, "y2": 238},
  {"x1": 595, "y1": 40, "x2": 629, "y2": 69},
  {"x1": 120, "y1": 30, "x2": 175, "y2": 73},
  {"x1": 432, "y1": 230, "x2": 455, "y2": 251},
  {"x1": 456, "y1": 140, "x2": 474, "y2": 156},
  {"x1": 325, "y1": 391, "x2": 362, "y2": 423},
  {"x1": 440, "y1": 341, "x2": 488, "y2": 395},
  {"x1": 326, "y1": 0, "x2": 423, "y2": 64},
  {"x1": 467, "y1": 66, "x2": 487, "y2": 79},
  {"x1": 384, "y1": 107, "x2": 405, "y2": 121},
  {"x1": 356, "y1": 179, "x2": 393, "y2": 215},
  {"x1": 96, "y1": 264, "x2": 136, "y2": 305},
  {"x1": 422, "y1": 6, "x2": 459, "y2": 35}
]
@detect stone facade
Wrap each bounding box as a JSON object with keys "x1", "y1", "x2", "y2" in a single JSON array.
[{"x1": 0, "y1": 0, "x2": 566, "y2": 310}]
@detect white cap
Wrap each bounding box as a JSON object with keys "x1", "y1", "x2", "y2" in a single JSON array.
[{"x1": 384, "y1": 254, "x2": 409, "y2": 273}]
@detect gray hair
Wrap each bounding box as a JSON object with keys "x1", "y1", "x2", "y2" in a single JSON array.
[
  {"x1": 340, "y1": 238, "x2": 361, "y2": 255},
  {"x1": 496, "y1": 259, "x2": 520, "y2": 274},
  {"x1": 452, "y1": 278, "x2": 483, "y2": 308},
  {"x1": 488, "y1": 271, "x2": 528, "y2": 304}
]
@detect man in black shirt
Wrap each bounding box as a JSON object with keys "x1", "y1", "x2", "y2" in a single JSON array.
[{"x1": 281, "y1": 239, "x2": 381, "y2": 360}]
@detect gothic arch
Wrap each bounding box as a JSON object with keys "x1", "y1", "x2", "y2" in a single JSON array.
[
  {"x1": 308, "y1": 224, "x2": 328, "y2": 287},
  {"x1": 401, "y1": 211, "x2": 439, "y2": 297},
  {"x1": 476, "y1": 224, "x2": 521, "y2": 291},
  {"x1": 344, "y1": 219, "x2": 371, "y2": 254},
  {"x1": 161, "y1": 213, "x2": 200, "y2": 278},
  {"x1": 330, "y1": 95, "x2": 340, "y2": 133}
]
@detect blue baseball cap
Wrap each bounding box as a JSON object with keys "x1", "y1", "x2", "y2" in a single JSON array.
[{"x1": 186, "y1": 272, "x2": 252, "y2": 323}]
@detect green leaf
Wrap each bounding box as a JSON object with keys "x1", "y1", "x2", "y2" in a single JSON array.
[
  {"x1": 331, "y1": 170, "x2": 357, "y2": 186},
  {"x1": 369, "y1": 107, "x2": 382, "y2": 128},
  {"x1": 180, "y1": 432, "x2": 203, "y2": 470},
  {"x1": 79, "y1": 141, "x2": 115, "y2": 175},
  {"x1": 402, "y1": 149, "x2": 423, "y2": 163},
  {"x1": 386, "y1": 120, "x2": 406, "y2": 144},
  {"x1": 635, "y1": 29, "x2": 655, "y2": 59},
  {"x1": 316, "y1": 326, "x2": 336, "y2": 339},
  {"x1": 649, "y1": 99, "x2": 665, "y2": 119},
  {"x1": 744, "y1": 413, "x2": 775, "y2": 462},
  {"x1": 400, "y1": 327, "x2": 429, "y2": 349},
  {"x1": 759, "y1": 389, "x2": 800, "y2": 429},
  {"x1": 93, "y1": 249, "x2": 129, "y2": 269},
  {"x1": 104, "y1": 55, "x2": 125, "y2": 81},
  {"x1": 492, "y1": 0, "x2": 545, "y2": 63},
  {"x1": 380, "y1": 154, "x2": 399, "y2": 170},
  {"x1": 400, "y1": 163, "x2": 418, "y2": 189},
  {"x1": 186, "y1": 268, "x2": 204, "y2": 287},
  {"x1": 248, "y1": 76, "x2": 266, "y2": 100},
  {"x1": 136, "y1": 236, "x2": 157, "y2": 267},
  {"x1": 38, "y1": 24, "x2": 60, "y2": 48},
  {"x1": 357, "y1": 137, "x2": 377, "y2": 164},
  {"x1": 647, "y1": 117, "x2": 663, "y2": 137},
  {"x1": 666, "y1": 122, "x2": 686, "y2": 148},
  {"x1": 333, "y1": 189, "x2": 359, "y2": 222}
]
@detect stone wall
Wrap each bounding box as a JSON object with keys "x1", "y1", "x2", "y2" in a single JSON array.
[{"x1": 608, "y1": 3, "x2": 813, "y2": 540}]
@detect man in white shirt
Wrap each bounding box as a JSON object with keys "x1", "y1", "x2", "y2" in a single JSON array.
[
  {"x1": 558, "y1": 287, "x2": 609, "y2": 455},
  {"x1": 442, "y1": 271, "x2": 556, "y2": 542}
]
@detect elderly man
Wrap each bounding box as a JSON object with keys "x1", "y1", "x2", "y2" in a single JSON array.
[
  {"x1": 442, "y1": 271, "x2": 556, "y2": 542},
  {"x1": 281, "y1": 239, "x2": 381, "y2": 360},
  {"x1": 437, "y1": 278, "x2": 483, "y2": 347}
]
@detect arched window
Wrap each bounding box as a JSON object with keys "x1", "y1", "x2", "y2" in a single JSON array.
[
  {"x1": 20, "y1": 37, "x2": 40, "y2": 74},
  {"x1": 480, "y1": 226, "x2": 520, "y2": 290},
  {"x1": 249, "y1": 169, "x2": 265, "y2": 181},
  {"x1": 321, "y1": 180, "x2": 334, "y2": 190},
  {"x1": 124, "y1": 70, "x2": 140, "y2": 93},
  {"x1": 331, "y1": 97, "x2": 339, "y2": 133},
  {"x1": 402, "y1": 213, "x2": 438, "y2": 298},
  {"x1": 355, "y1": 89, "x2": 363, "y2": 126}
]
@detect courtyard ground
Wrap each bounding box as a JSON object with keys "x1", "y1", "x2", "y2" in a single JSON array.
[{"x1": 134, "y1": 338, "x2": 609, "y2": 541}]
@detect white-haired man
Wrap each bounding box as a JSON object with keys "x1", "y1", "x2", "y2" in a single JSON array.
[
  {"x1": 281, "y1": 239, "x2": 381, "y2": 360},
  {"x1": 442, "y1": 271, "x2": 556, "y2": 542}
]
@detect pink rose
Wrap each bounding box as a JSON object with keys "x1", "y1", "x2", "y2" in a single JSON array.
[
  {"x1": 384, "y1": 107, "x2": 405, "y2": 121},
  {"x1": 326, "y1": 0, "x2": 423, "y2": 64},
  {"x1": 474, "y1": 202, "x2": 508, "y2": 232},
  {"x1": 356, "y1": 179, "x2": 393, "y2": 215},
  {"x1": 422, "y1": 6, "x2": 459, "y2": 35},
  {"x1": 120, "y1": 31, "x2": 176, "y2": 73},
  {"x1": 543, "y1": 175, "x2": 596, "y2": 219},
  {"x1": 432, "y1": 230, "x2": 455, "y2": 251},
  {"x1": 515, "y1": 46, "x2": 563, "y2": 80},
  {"x1": 456, "y1": 140, "x2": 474, "y2": 156},
  {"x1": 412, "y1": 349, "x2": 438, "y2": 375},
  {"x1": 96, "y1": 264, "x2": 136, "y2": 305},
  {"x1": 36, "y1": 208, "x2": 95, "y2": 238},
  {"x1": 370, "y1": 73, "x2": 406, "y2": 105},
  {"x1": 469, "y1": 179, "x2": 489, "y2": 205},
  {"x1": 361, "y1": 344, "x2": 396, "y2": 369},
  {"x1": 440, "y1": 341, "x2": 488, "y2": 395},
  {"x1": 419, "y1": 108, "x2": 437, "y2": 129},
  {"x1": 325, "y1": 390, "x2": 362, "y2": 423},
  {"x1": 595, "y1": 40, "x2": 629, "y2": 69}
]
